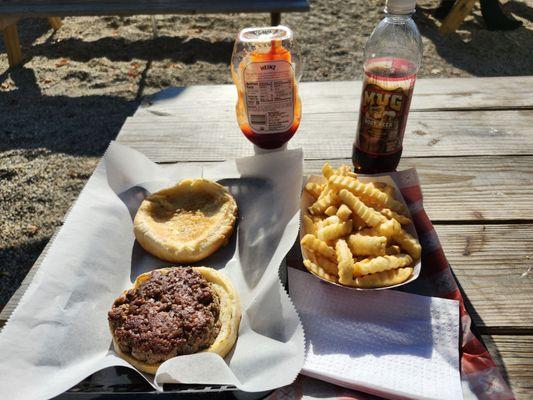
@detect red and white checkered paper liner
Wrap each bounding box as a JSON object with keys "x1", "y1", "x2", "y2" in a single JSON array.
[{"x1": 273, "y1": 168, "x2": 514, "y2": 400}]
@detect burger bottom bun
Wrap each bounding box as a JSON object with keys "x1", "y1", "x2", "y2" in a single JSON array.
[{"x1": 110, "y1": 266, "x2": 241, "y2": 375}]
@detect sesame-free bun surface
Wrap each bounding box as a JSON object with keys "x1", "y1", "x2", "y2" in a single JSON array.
[
  {"x1": 110, "y1": 266, "x2": 241, "y2": 375},
  {"x1": 134, "y1": 179, "x2": 237, "y2": 262}
]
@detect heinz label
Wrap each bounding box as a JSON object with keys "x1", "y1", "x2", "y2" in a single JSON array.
[{"x1": 243, "y1": 60, "x2": 294, "y2": 134}]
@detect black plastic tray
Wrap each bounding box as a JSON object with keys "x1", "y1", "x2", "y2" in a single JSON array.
[{"x1": 56, "y1": 366, "x2": 271, "y2": 400}]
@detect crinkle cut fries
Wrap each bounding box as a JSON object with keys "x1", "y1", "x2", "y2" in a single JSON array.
[{"x1": 301, "y1": 162, "x2": 421, "y2": 288}]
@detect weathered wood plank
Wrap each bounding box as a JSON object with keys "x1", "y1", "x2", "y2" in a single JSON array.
[
  {"x1": 303, "y1": 157, "x2": 533, "y2": 222},
  {"x1": 116, "y1": 119, "x2": 533, "y2": 221},
  {"x1": 2, "y1": 225, "x2": 533, "y2": 333},
  {"x1": 290, "y1": 77, "x2": 533, "y2": 112},
  {"x1": 285, "y1": 223, "x2": 533, "y2": 333},
  {"x1": 0, "y1": 0, "x2": 309, "y2": 17},
  {"x1": 0, "y1": 17, "x2": 19, "y2": 30},
  {"x1": 108, "y1": 147, "x2": 533, "y2": 223},
  {"x1": 47, "y1": 16, "x2": 62, "y2": 30},
  {"x1": 2, "y1": 22, "x2": 22, "y2": 67},
  {"x1": 483, "y1": 335, "x2": 533, "y2": 399},
  {"x1": 436, "y1": 225, "x2": 533, "y2": 333},
  {"x1": 2, "y1": 76, "x2": 532, "y2": 396},
  {"x1": 119, "y1": 110, "x2": 533, "y2": 160},
  {"x1": 135, "y1": 77, "x2": 533, "y2": 119}
]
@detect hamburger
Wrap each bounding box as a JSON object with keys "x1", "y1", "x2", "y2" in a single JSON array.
[{"x1": 108, "y1": 267, "x2": 240, "y2": 374}]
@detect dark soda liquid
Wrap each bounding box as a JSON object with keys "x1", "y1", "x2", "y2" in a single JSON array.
[
  {"x1": 353, "y1": 144, "x2": 403, "y2": 174},
  {"x1": 353, "y1": 57, "x2": 416, "y2": 173}
]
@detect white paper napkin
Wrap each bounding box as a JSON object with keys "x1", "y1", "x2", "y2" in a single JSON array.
[{"x1": 288, "y1": 268, "x2": 463, "y2": 400}]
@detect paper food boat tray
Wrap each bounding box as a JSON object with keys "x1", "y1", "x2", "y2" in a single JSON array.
[{"x1": 299, "y1": 173, "x2": 421, "y2": 290}]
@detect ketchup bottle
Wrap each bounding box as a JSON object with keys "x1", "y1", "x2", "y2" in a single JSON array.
[
  {"x1": 231, "y1": 26, "x2": 302, "y2": 152},
  {"x1": 353, "y1": 0, "x2": 422, "y2": 173}
]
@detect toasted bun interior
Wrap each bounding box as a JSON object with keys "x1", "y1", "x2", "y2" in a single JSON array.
[{"x1": 133, "y1": 179, "x2": 237, "y2": 263}]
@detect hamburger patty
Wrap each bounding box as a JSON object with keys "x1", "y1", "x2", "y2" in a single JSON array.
[{"x1": 108, "y1": 268, "x2": 221, "y2": 364}]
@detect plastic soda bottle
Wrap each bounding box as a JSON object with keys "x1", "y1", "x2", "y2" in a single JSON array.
[{"x1": 353, "y1": 0, "x2": 423, "y2": 173}]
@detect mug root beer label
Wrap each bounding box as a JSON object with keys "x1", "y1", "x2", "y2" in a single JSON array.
[{"x1": 356, "y1": 59, "x2": 416, "y2": 156}]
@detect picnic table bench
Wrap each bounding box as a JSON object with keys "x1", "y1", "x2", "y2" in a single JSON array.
[
  {"x1": 1, "y1": 76, "x2": 533, "y2": 398},
  {"x1": 0, "y1": 0, "x2": 309, "y2": 66}
]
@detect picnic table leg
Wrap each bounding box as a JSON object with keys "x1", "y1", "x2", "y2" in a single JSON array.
[
  {"x1": 47, "y1": 17, "x2": 62, "y2": 31},
  {"x1": 438, "y1": 0, "x2": 522, "y2": 32},
  {"x1": 2, "y1": 22, "x2": 22, "y2": 67},
  {"x1": 439, "y1": 0, "x2": 476, "y2": 33},
  {"x1": 150, "y1": 16, "x2": 159, "y2": 38},
  {"x1": 271, "y1": 12, "x2": 281, "y2": 26}
]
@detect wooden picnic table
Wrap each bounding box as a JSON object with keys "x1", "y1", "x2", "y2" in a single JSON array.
[{"x1": 1, "y1": 76, "x2": 533, "y2": 398}]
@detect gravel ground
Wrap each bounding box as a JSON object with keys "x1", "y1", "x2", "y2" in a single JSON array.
[{"x1": 1, "y1": 0, "x2": 532, "y2": 308}]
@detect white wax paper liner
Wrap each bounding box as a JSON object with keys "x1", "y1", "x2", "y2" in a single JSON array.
[{"x1": 0, "y1": 142, "x2": 305, "y2": 399}]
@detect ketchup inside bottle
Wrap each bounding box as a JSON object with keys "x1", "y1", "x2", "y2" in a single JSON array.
[{"x1": 235, "y1": 40, "x2": 301, "y2": 149}]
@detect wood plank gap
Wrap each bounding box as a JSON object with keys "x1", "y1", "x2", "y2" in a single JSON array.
[
  {"x1": 155, "y1": 154, "x2": 533, "y2": 165},
  {"x1": 301, "y1": 154, "x2": 533, "y2": 161},
  {"x1": 155, "y1": 157, "x2": 355, "y2": 164},
  {"x1": 156, "y1": 160, "x2": 225, "y2": 165},
  {"x1": 416, "y1": 106, "x2": 533, "y2": 112},
  {"x1": 432, "y1": 219, "x2": 533, "y2": 226},
  {"x1": 304, "y1": 106, "x2": 533, "y2": 114},
  {"x1": 481, "y1": 334, "x2": 533, "y2": 399},
  {"x1": 481, "y1": 328, "x2": 533, "y2": 335},
  {"x1": 405, "y1": 153, "x2": 533, "y2": 160}
]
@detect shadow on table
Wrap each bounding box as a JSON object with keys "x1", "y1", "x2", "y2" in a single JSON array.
[
  {"x1": 448, "y1": 268, "x2": 513, "y2": 391},
  {"x1": 414, "y1": 2, "x2": 533, "y2": 77}
]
